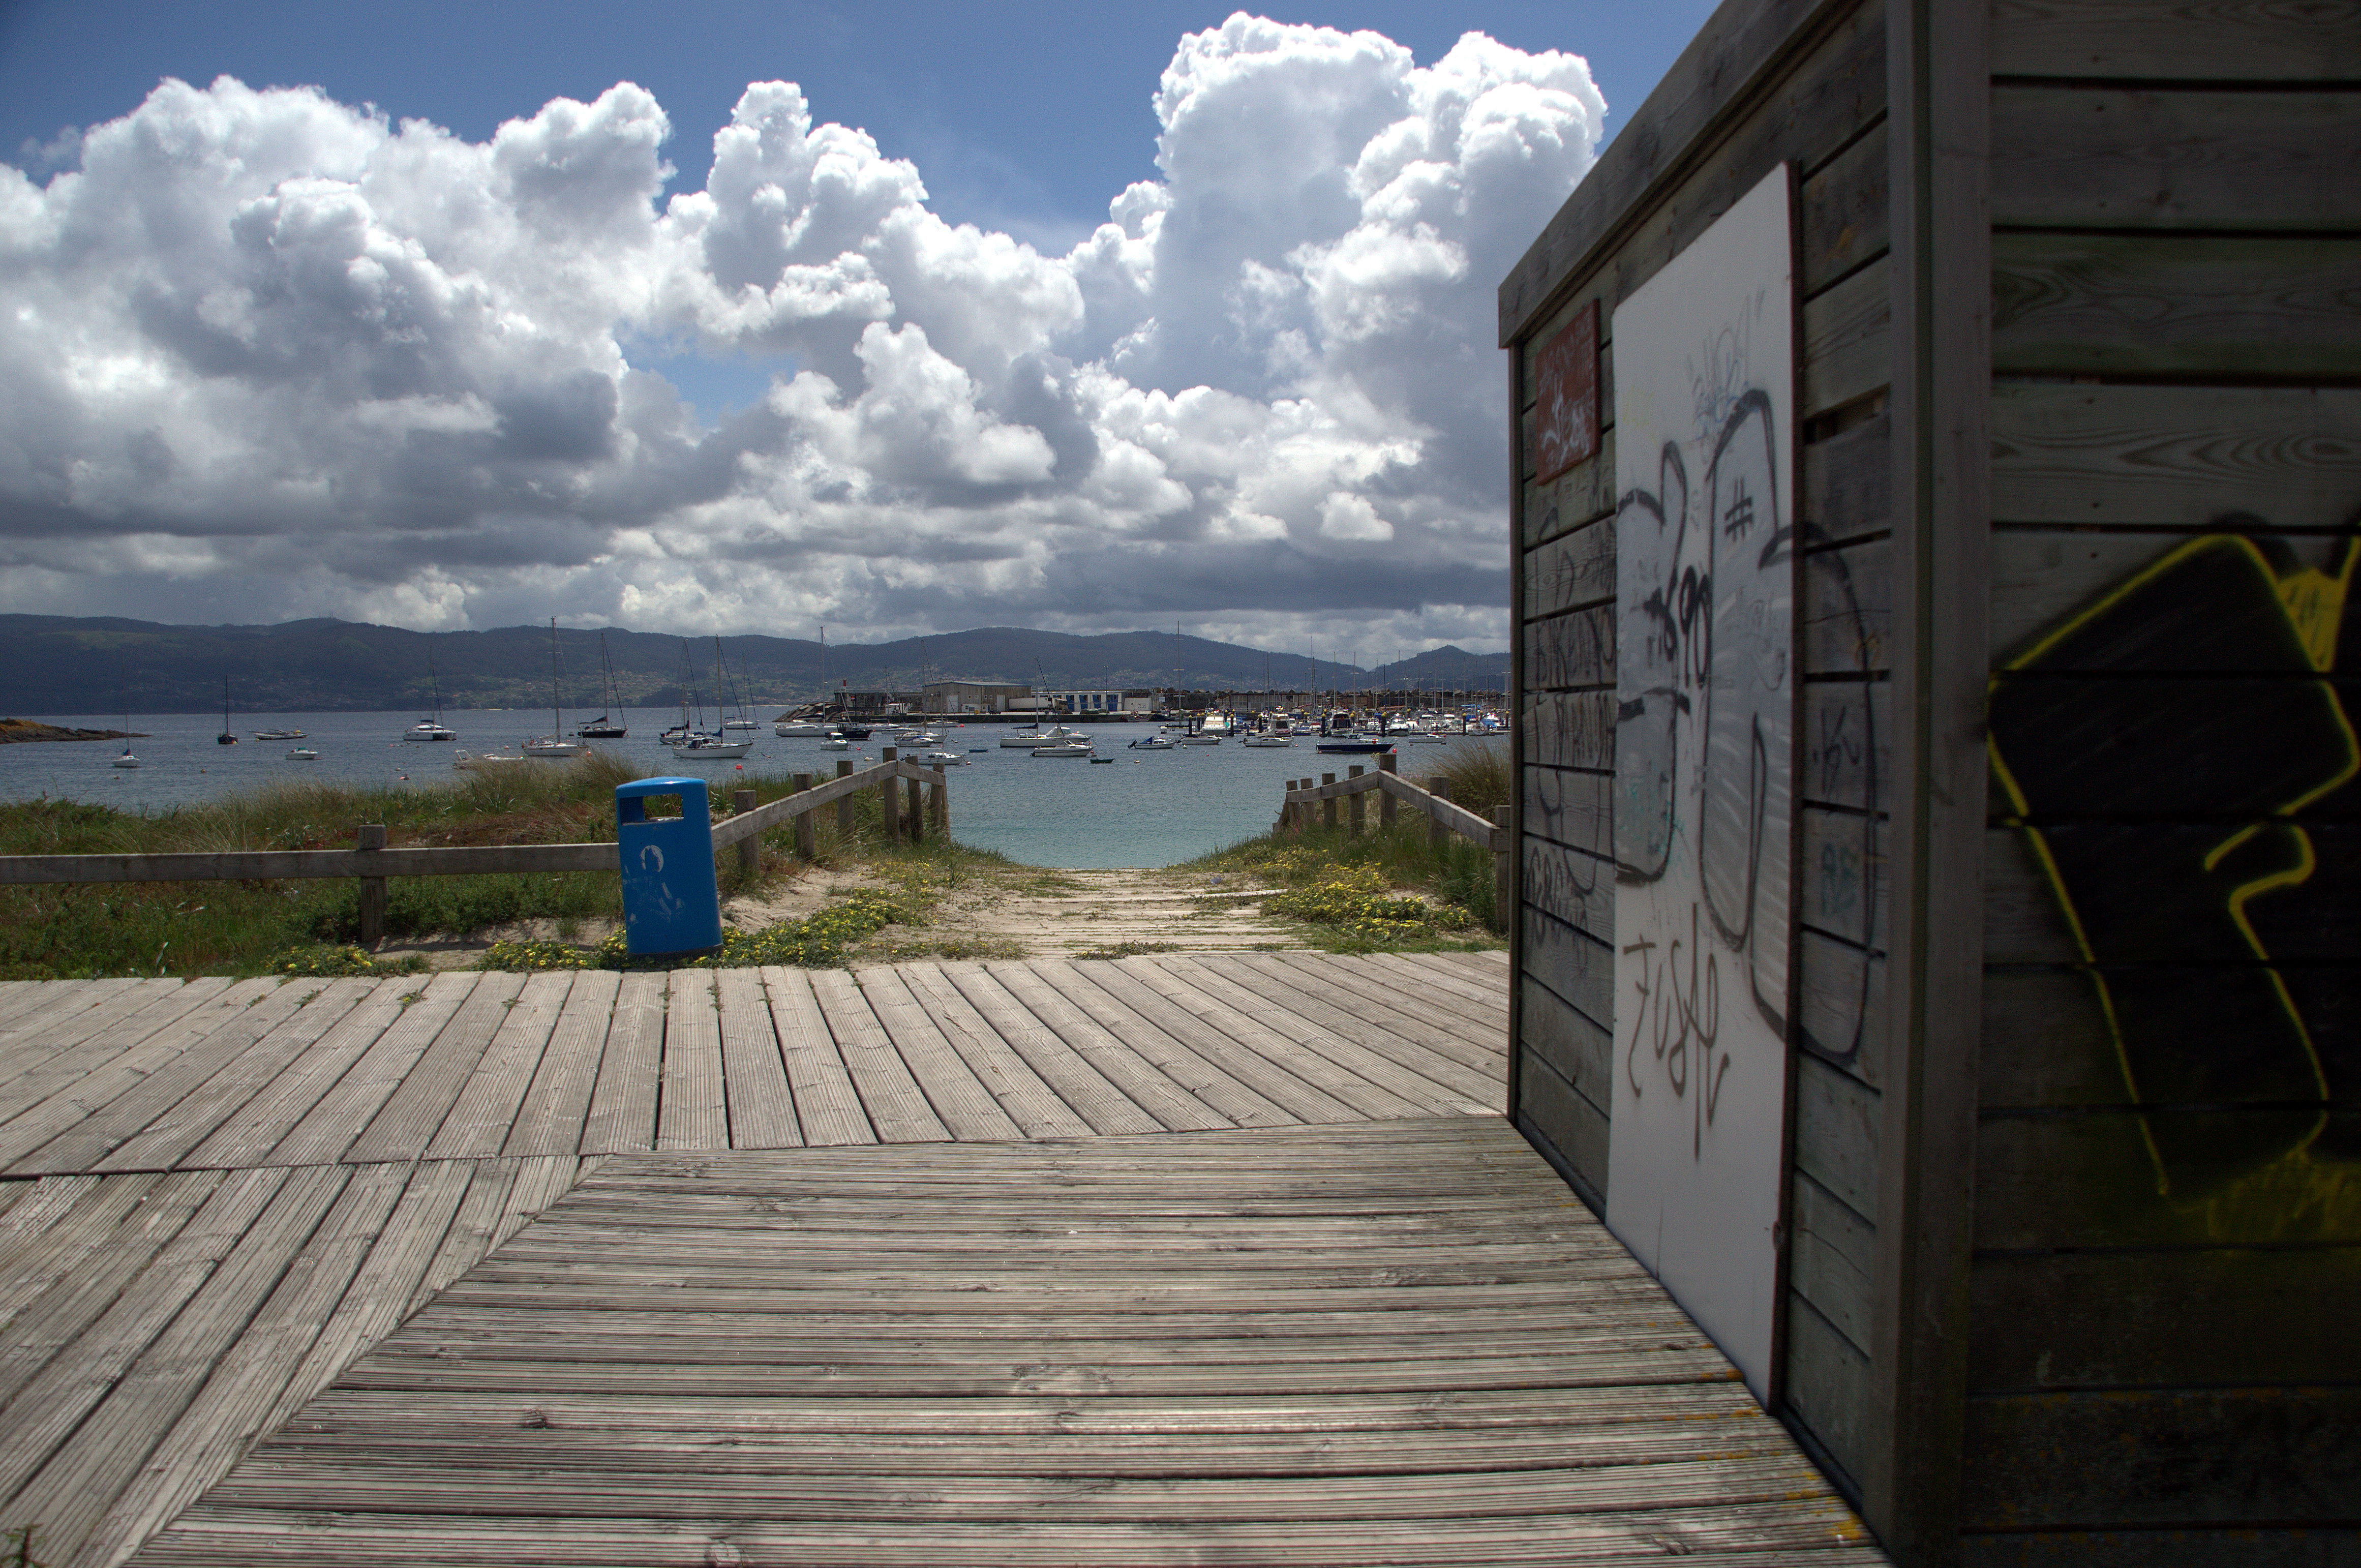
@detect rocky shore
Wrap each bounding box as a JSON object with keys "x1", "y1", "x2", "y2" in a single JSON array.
[{"x1": 0, "y1": 718, "x2": 143, "y2": 743}]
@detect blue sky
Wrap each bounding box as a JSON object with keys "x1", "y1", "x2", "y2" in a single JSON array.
[{"x1": 0, "y1": 0, "x2": 1715, "y2": 650}]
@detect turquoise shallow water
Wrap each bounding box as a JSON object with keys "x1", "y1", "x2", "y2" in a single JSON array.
[{"x1": 2, "y1": 711, "x2": 1500, "y2": 869}]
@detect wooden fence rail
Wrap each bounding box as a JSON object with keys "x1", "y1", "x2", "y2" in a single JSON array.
[
  {"x1": 1279, "y1": 755, "x2": 1512, "y2": 930},
  {"x1": 0, "y1": 756, "x2": 948, "y2": 943}
]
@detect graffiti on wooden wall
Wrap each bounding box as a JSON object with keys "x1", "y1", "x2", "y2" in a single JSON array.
[
  {"x1": 1603, "y1": 164, "x2": 1795, "y2": 1399},
  {"x1": 1988, "y1": 524, "x2": 2358, "y2": 1203}
]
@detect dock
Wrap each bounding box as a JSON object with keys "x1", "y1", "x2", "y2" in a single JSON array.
[{"x1": 0, "y1": 953, "x2": 1882, "y2": 1565}]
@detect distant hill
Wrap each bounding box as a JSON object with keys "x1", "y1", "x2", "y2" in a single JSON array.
[{"x1": 0, "y1": 616, "x2": 1507, "y2": 715}]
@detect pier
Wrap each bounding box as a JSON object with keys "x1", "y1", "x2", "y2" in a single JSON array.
[{"x1": 0, "y1": 953, "x2": 1880, "y2": 1565}]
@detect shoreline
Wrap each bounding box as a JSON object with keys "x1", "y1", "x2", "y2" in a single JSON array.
[{"x1": 0, "y1": 718, "x2": 143, "y2": 743}]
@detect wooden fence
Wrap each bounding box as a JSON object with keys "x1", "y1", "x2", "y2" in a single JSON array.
[
  {"x1": 0, "y1": 753, "x2": 949, "y2": 944},
  {"x1": 1280, "y1": 753, "x2": 1512, "y2": 931}
]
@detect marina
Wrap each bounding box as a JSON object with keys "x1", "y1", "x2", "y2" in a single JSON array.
[
  {"x1": 1, "y1": 712, "x2": 1506, "y2": 870},
  {"x1": 0, "y1": 952, "x2": 1880, "y2": 1566}
]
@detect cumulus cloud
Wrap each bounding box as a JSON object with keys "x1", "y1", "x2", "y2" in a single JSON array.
[{"x1": 0, "y1": 16, "x2": 1603, "y2": 652}]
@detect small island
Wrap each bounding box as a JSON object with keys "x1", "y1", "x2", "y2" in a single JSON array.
[{"x1": 0, "y1": 718, "x2": 145, "y2": 743}]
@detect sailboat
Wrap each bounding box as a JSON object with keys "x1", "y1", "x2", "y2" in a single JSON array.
[
  {"x1": 674, "y1": 638, "x2": 753, "y2": 759},
  {"x1": 113, "y1": 686, "x2": 140, "y2": 768},
  {"x1": 216, "y1": 677, "x2": 237, "y2": 745},
  {"x1": 403, "y1": 660, "x2": 457, "y2": 742},
  {"x1": 576, "y1": 632, "x2": 628, "y2": 739},
  {"x1": 720, "y1": 641, "x2": 759, "y2": 730},
  {"x1": 524, "y1": 619, "x2": 584, "y2": 757}
]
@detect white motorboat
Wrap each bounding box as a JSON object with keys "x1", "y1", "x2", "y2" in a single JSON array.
[
  {"x1": 672, "y1": 734, "x2": 753, "y2": 761},
  {"x1": 453, "y1": 749, "x2": 530, "y2": 771},
  {"x1": 285, "y1": 746, "x2": 320, "y2": 761},
  {"x1": 523, "y1": 736, "x2": 583, "y2": 758},
  {"x1": 821, "y1": 734, "x2": 852, "y2": 750},
  {"x1": 252, "y1": 728, "x2": 305, "y2": 741},
  {"x1": 919, "y1": 750, "x2": 968, "y2": 766},
  {"x1": 1004, "y1": 724, "x2": 1089, "y2": 748},
  {"x1": 774, "y1": 719, "x2": 829, "y2": 737},
  {"x1": 1179, "y1": 732, "x2": 1223, "y2": 745},
  {"x1": 1129, "y1": 734, "x2": 1175, "y2": 750},
  {"x1": 1240, "y1": 732, "x2": 1293, "y2": 747},
  {"x1": 405, "y1": 659, "x2": 457, "y2": 741},
  {"x1": 1033, "y1": 740, "x2": 1093, "y2": 758}
]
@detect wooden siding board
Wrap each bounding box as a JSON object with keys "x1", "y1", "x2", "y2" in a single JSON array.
[
  {"x1": 1804, "y1": 538, "x2": 1893, "y2": 677},
  {"x1": 1790, "y1": 1171, "x2": 1874, "y2": 1353},
  {"x1": 1993, "y1": 233, "x2": 2361, "y2": 379},
  {"x1": 1793, "y1": 1049, "x2": 1880, "y2": 1243},
  {"x1": 1802, "y1": 255, "x2": 1894, "y2": 418},
  {"x1": 1991, "y1": 86, "x2": 2361, "y2": 230},
  {"x1": 1522, "y1": 907, "x2": 1615, "y2": 1029},
  {"x1": 1522, "y1": 520, "x2": 1616, "y2": 621},
  {"x1": 1991, "y1": 0, "x2": 2361, "y2": 80},
  {"x1": 1797, "y1": 928, "x2": 1887, "y2": 1089},
  {"x1": 1803, "y1": 411, "x2": 1893, "y2": 550},
  {"x1": 1524, "y1": 766, "x2": 1613, "y2": 858},
  {"x1": 1802, "y1": 680, "x2": 1891, "y2": 815},
  {"x1": 1519, "y1": 977, "x2": 1613, "y2": 1115}
]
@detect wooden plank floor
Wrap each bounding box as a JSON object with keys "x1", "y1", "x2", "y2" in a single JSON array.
[
  {"x1": 0, "y1": 952, "x2": 1879, "y2": 1566},
  {"x1": 129, "y1": 1118, "x2": 1881, "y2": 1567}
]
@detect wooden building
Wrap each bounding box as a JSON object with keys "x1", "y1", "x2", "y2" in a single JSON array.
[{"x1": 1499, "y1": 0, "x2": 2358, "y2": 1560}]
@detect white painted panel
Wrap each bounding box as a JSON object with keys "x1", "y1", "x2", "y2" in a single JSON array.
[{"x1": 1606, "y1": 164, "x2": 1798, "y2": 1401}]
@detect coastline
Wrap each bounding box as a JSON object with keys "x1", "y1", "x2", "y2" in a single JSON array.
[{"x1": 0, "y1": 718, "x2": 143, "y2": 743}]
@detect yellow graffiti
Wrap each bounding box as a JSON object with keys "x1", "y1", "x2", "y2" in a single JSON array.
[{"x1": 1987, "y1": 532, "x2": 2359, "y2": 1197}]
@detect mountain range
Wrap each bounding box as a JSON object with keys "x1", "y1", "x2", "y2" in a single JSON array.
[{"x1": 0, "y1": 616, "x2": 1509, "y2": 716}]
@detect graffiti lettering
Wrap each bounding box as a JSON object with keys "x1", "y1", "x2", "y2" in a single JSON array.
[{"x1": 1623, "y1": 904, "x2": 1733, "y2": 1159}]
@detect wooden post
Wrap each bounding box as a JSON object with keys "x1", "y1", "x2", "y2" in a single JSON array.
[
  {"x1": 836, "y1": 759, "x2": 855, "y2": 841},
  {"x1": 1321, "y1": 773, "x2": 1338, "y2": 830},
  {"x1": 929, "y1": 764, "x2": 947, "y2": 834},
  {"x1": 355, "y1": 823, "x2": 387, "y2": 949},
  {"x1": 1348, "y1": 765, "x2": 1366, "y2": 834},
  {"x1": 1280, "y1": 780, "x2": 1297, "y2": 834},
  {"x1": 733, "y1": 788, "x2": 759, "y2": 877},
  {"x1": 1378, "y1": 751, "x2": 1398, "y2": 827},
  {"x1": 793, "y1": 773, "x2": 816, "y2": 861},
  {"x1": 1429, "y1": 778, "x2": 1450, "y2": 854},
  {"x1": 879, "y1": 747, "x2": 899, "y2": 840},
  {"x1": 905, "y1": 773, "x2": 924, "y2": 843},
  {"x1": 1491, "y1": 805, "x2": 1511, "y2": 934}
]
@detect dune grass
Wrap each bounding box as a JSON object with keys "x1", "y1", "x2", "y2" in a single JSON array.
[{"x1": 0, "y1": 752, "x2": 1005, "y2": 979}]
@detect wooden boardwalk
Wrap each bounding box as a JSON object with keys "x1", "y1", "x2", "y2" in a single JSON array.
[{"x1": 0, "y1": 952, "x2": 1883, "y2": 1566}]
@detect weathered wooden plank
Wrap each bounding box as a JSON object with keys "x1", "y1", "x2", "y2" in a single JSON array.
[
  {"x1": 1958, "y1": 1385, "x2": 2361, "y2": 1531},
  {"x1": 981, "y1": 962, "x2": 1250, "y2": 1133},
  {"x1": 0, "y1": 1173, "x2": 156, "y2": 1336},
  {"x1": 757, "y1": 967, "x2": 877, "y2": 1147},
  {"x1": 69, "y1": 1159, "x2": 414, "y2": 1568},
  {"x1": 1801, "y1": 408, "x2": 1890, "y2": 549},
  {"x1": 1801, "y1": 679, "x2": 1890, "y2": 815},
  {"x1": 855, "y1": 966, "x2": 1024, "y2": 1142},
  {"x1": 1522, "y1": 836, "x2": 1613, "y2": 939},
  {"x1": 0, "y1": 979, "x2": 228, "y2": 1122},
  {"x1": 11, "y1": 977, "x2": 331, "y2": 1175},
  {"x1": 427, "y1": 970, "x2": 573, "y2": 1160},
  {"x1": 337, "y1": 972, "x2": 519, "y2": 1165},
  {"x1": 1523, "y1": 765, "x2": 1611, "y2": 858},
  {"x1": 1796, "y1": 928, "x2": 1885, "y2": 1087},
  {"x1": 1959, "y1": 1528, "x2": 2361, "y2": 1567},
  {"x1": 1800, "y1": 806, "x2": 1886, "y2": 951},
  {"x1": 0, "y1": 1163, "x2": 348, "y2": 1561},
  {"x1": 489, "y1": 1154, "x2": 584, "y2": 1254},
  {"x1": 1525, "y1": 606, "x2": 1614, "y2": 697},
  {"x1": 713, "y1": 967, "x2": 801, "y2": 1150},
  {"x1": 407, "y1": 1158, "x2": 522, "y2": 1315},
  {"x1": 1499, "y1": 0, "x2": 1886, "y2": 341},
  {"x1": 1992, "y1": 85, "x2": 2361, "y2": 230},
  {"x1": 578, "y1": 971, "x2": 665, "y2": 1156},
  {"x1": 1522, "y1": 906, "x2": 1615, "y2": 1029},
  {"x1": 1987, "y1": 526, "x2": 2351, "y2": 666},
  {"x1": 0, "y1": 978, "x2": 156, "y2": 1072},
  {"x1": 1248, "y1": 952, "x2": 1503, "y2": 1062},
  {"x1": 655, "y1": 972, "x2": 727, "y2": 1153},
  {"x1": 1990, "y1": 384, "x2": 2361, "y2": 530},
  {"x1": 1064, "y1": 961, "x2": 1371, "y2": 1125},
  {"x1": 807, "y1": 968, "x2": 950, "y2": 1143},
  {"x1": 1519, "y1": 977, "x2": 1611, "y2": 1113},
  {"x1": 895, "y1": 964, "x2": 1122, "y2": 1138},
  {"x1": 1801, "y1": 254, "x2": 1890, "y2": 418},
  {"x1": 1994, "y1": 233, "x2": 2361, "y2": 379},
  {"x1": 1521, "y1": 691, "x2": 1615, "y2": 771},
  {"x1": 1364, "y1": 954, "x2": 1511, "y2": 1021},
  {"x1": 93, "y1": 977, "x2": 387, "y2": 1174},
  {"x1": 1992, "y1": 0, "x2": 2361, "y2": 80},
  {"x1": 503, "y1": 969, "x2": 624, "y2": 1158},
  {"x1": 1792, "y1": 1051, "x2": 1879, "y2": 1219},
  {"x1": 1521, "y1": 519, "x2": 1615, "y2": 621},
  {"x1": 0, "y1": 1165, "x2": 284, "y2": 1498},
  {"x1": 1782, "y1": 1293, "x2": 1873, "y2": 1497},
  {"x1": 0, "y1": 980, "x2": 255, "y2": 1171},
  {"x1": 1515, "y1": 1046, "x2": 1611, "y2": 1202},
  {"x1": 1522, "y1": 427, "x2": 1618, "y2": 549},
  {"x1": 1789, "y1": 1171, "x2": 1873, "y2": 1354},
  {"x1": 1799, "y1": 119, "x2": 1887, "y2": 294},
  {"x1": 927, "y1": 965, "x2": 1166, "y2": 1136},
  {"x1": 1803, "y1": 537, "x2": 1891, "y2": 676},
  {"x1": 1964, "y1": 1247, "x2": 2351, "y2": 1389},
  {"x1": 1204, "y1": 955, "x2": 1503, "y2": 1094}
]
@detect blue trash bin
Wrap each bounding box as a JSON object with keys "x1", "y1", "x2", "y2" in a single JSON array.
[{"x1": 615, "y1": 776, "x2": 722, "y2": 958}]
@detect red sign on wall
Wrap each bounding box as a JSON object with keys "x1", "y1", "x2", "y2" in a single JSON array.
[{"x1": 1532, "y1": 299, "x2": 1599, "y2": 485}]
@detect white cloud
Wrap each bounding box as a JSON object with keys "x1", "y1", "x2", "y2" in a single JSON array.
[{"x1": 0, "y1": 17, "x2": 1604, "y2": 654}]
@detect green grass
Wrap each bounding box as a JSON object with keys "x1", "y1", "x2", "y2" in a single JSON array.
[
  {"x1": 0, "y1": 756, "x2": 1013, "y2": 979},
  {"x1": 1184, "y1": 807, "x2": 1506, "y2": 954}
]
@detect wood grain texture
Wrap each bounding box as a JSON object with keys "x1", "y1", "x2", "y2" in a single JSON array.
[
  {"x1": 1994, "y1": 233, "x2": 2361, "y2": 379},
  {"x1": 1522, "y1": 519, "x2": 1616, "y2": 620},
  {"x1": 1802, "y1": 255, "x2": 1892, "y2": 418},
  {"x1": 126, "y1": 1117, "x2": 1880, "y2": 1567},
  {"x1": 1992, "y1": 85, "x2": 2361, "y2": 230},
  {"x1": 1992, "y1": 0, "x2": 2361, "y2": 79}
]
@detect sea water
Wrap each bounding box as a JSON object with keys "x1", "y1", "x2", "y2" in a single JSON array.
[{"x1": 0, "y1": 711, "x2": 1498, "y2": 870}]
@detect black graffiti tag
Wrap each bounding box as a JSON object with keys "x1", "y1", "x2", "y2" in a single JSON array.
[{"x1": 1622, "y1": 903, "x2": 1732, "y2": 1159}]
